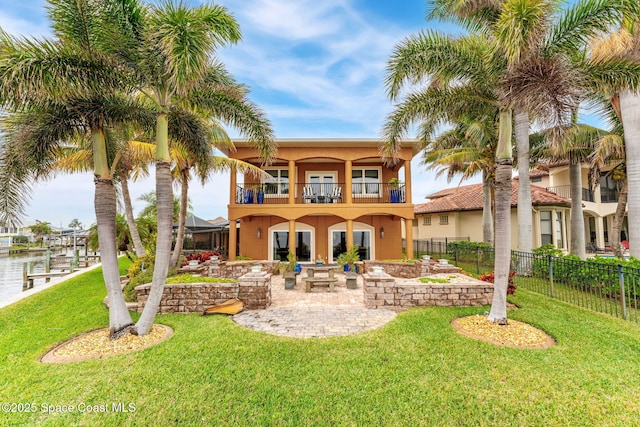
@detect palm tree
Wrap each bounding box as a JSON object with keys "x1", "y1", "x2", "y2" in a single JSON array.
[
  {"x1": 590, "y1": 110, "x2": 627, "y2": 258},
  {"x1": 421, "y1": 111, "x2": 498, "y2": 245},
  {"x1": 592, "y1": 21, "x2": 640, "y2": 257},
  {"x1": 0, "y1": 0, "x2": 154, "y2": 337},
  {"x1": 169, "y1": 132, "x2": 268, "y2": 268},
  {"x1": 104, "y1": 1, "x2": 275, "y2": 335},
  {"x1": 384, "y1": 0, "x2": 636, "y2": 323}
]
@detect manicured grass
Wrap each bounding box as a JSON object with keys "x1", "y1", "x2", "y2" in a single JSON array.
[{"x1": 2, "y1": 260, "x2": 640, "y2": 426}]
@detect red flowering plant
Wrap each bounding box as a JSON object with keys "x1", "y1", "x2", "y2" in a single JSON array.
[
  {"x1": 479, "y1": 270, "x2": 517, "y2": 295},
  {"x1": 181, "y1": 251, "x2": 221, "y2": 267}
]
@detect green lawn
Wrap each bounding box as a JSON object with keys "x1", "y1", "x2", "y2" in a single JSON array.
[{"x1": 2, "y1": 260, "x2": 640, "y2": 426}]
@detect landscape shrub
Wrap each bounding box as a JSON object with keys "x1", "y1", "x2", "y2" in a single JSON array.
[{"x1": 479, "y1": 270, "x2": 516, "y2": 295}]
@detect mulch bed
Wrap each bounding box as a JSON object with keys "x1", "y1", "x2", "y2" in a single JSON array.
[
  {"x1": 41, "y1": 324, "x2": 173, "y2": 363},
  {"x1": 452, "y1": 315, "x2": 555, "y2": 349}
]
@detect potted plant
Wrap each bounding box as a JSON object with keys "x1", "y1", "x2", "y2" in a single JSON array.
[
  {"x1": 284, "y1": 251, "x2": 298, "y2": 289},
  {"x1": 255, "y1": 183, "x2": 265, "y2": 204},
  {"x1": 388, "y1": 178, "x2": 402, "y2": 203},
  {"x1": 337, "y1": 245, "x2": 360, "y2": 289}
]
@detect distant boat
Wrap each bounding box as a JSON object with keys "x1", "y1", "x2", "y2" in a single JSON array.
[{"x1": 201, "y1": 299, "x2": 244, "y2": 315}]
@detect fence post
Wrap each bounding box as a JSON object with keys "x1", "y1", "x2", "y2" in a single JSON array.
[
  {"x1": 618, "y1": 264, "x2": 627, "y2": 320},
  {"x1": 548, "y1": 255, "x2": 554, "y2": 298},
  {"x1": 476, "y1": 247, "x2": 481, "y2": 275},
  {"x1": 45, "y1": 250, "x2": 51, "y2": 273}
]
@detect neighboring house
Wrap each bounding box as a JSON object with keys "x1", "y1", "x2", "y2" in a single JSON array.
[
  {"x1": 541, "y1": 163, "x2": 628, "y2": 249},
  {"x1": 224, "y1": 138, "x2": 418, "y2": 262},
  {"x1": 414, "y1": 182, "x2": 572, "y2": 250},
  {"x1": 172, "y1": 215, "x2": 230, "y2": 253}
]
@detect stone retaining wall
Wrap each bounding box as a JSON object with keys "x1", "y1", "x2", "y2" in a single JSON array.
[
  {"x1": 135, "y1": 272, "x2": 271, "y2": 313},
  {"x1": 204, "y1": 260, "x2": 279, "y2": 279},
  {"x1": 362, "y1": 260, "x2": 430, "y2": 278},
  {"x1": 364, "y1": 274, "x2": 493, "y2": 309}
]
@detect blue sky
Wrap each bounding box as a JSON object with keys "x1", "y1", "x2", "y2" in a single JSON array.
[{"x1": 0, "y1": 0, "x2": 603, "y2": 229}]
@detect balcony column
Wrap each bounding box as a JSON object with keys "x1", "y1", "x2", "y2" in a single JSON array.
[
  {"x1": 289, "y1": 220, "x2": 296, "y2": 258},
  {"x1": 595, "y1": 215, "x2": 605, "y2": 248},
  {"x1": 230, "y1": 167, "x2": 237, "y2": 205},
  {"x1": 228, "y1": 219, "x2": 237, "y2": 260},
  {"x1": 288, "y1": 160, "x2": 295, "y2": 204},
  {"x1": 404, "y1": 160, "x2": 412, "y2": 204},
  {"x1": 345, "y1": 160, "x2": 353, "y2": 204},
  {"x1": 346, "y1": 219, "x2": 354, "y2": 251},
  {"x1": 405, "y1": 218, "x2": 414, "y2": 259}
]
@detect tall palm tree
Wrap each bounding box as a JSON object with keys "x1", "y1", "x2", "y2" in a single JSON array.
[
  {"x1": 590, "y1": 109, "x2": 627, "y2": 258},
  {"x1": 104, "y1": 1, "x2": 275, "y2": 335},
  {"x1": 592, "y1": 20, "x2": 640, "y2": 257},
  {"x1": 0, "y1": 0, "x2": 154, "y2": 336},
  {"x1": 384, "y1": 0, "x2": 636, "y2": 323}
]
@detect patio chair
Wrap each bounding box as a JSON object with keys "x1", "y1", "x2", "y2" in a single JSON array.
[
  {"x1": 621, "y1": 240, "x2": 630, "y2": 253},
  {"x1": 329, "y1": 186, "x2": 342, "y2": 203},
  {"x1": 587, "y1": 242, "x2": 607, "y2": 254},
  {"x1": 302, "y1": 186, "x2": 317, "y2": 203}
]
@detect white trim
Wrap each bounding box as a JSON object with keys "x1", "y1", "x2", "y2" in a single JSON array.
[
  {"x1": 267, "y1": 222, "x2": 315, "y2": 262},
  {"x1": 327, "y1": 222, "x2": 375, "y2": 263},
  {"x1": 352, "y1": 167, "x2": 382, "y2": 197}
]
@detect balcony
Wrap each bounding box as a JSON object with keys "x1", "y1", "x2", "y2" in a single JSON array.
[
  {"x1": 600, "y1": 187, "x2": 619, "y2": 203},
  {"x1": 234, "y1": 182, "x2": 407, "y2": 205},
  {"x1": 546, "y1": 185, "x2": 594, "y2": 202}
]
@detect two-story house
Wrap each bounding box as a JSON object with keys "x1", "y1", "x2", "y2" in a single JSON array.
[
  {"x1": 413, "y1": 162, "x2": 627, "y2": 252},
  {"x1": 224, "y1": 138, "x2": 418, "y2": 262}
]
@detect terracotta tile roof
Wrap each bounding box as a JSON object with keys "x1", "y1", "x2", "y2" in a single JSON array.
[{"x1": 415, "y1": 182, "x2": 570, "y2": 214}]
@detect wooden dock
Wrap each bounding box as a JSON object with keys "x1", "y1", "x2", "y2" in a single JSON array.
[{"x1": 22, "y1": 251, "x2": 100, "y2": 290}]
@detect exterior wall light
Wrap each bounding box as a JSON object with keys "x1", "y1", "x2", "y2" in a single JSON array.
[
  {"x1": 380, "y1": 227, "x2": 385, "y2": 239},
  {"x1": 257, "y1": 227, "x2": 262, "y2": 239}
]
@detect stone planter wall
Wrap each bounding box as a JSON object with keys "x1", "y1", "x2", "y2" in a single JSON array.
[
  {"x1": 135, "y1": 272, "x2": 271, "y2": 313},
  {"x1": 364, "y1": 274, "x2": 493, "y2": 309},
  {"x1": 204, "y1": 260, "x2": 279, "y2": 279},
  {"x1": 362, "y1": 260, "x2": 430, "y2": 278}
]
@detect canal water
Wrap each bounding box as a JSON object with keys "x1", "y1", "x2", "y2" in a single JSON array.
[{"x1": 0, "y1": 248, "x2": 79, "y2": 303}]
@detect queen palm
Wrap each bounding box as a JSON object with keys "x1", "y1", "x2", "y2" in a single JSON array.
[
  {"x1": 101, "y1": 1, "x2": 275, "y2": 335},
  {"x1": 421, "y1": 108, "x2": 499, "y2": 245},
  {"x1": 0, "y1": 0, "x2": 157, "y2": 337},
  {"x1": 591, "y1": 21, "x2": 640, "y2": 257},
  {"x1": 384, "y1": 0, "x2": 635, "y2": 323}
]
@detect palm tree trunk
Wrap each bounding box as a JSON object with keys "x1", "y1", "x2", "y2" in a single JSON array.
[
  {"x1": 135, "y1": 113, "x2": 173, "y2": 335},
  {"x1": 620, "y1": 90, "x2": 640, "y2": 258},
  {"x1": 515, "y1": 108, "x2": 532, "y2": 254},
  {"x1": 569, "y1": 158, "x2": 586, "y2": 260},
  {"x1": 482, "y1": 169, "x2": 494, "y2": 245},
  {"x1": 488, "y1": 109, "x2": 512, "y2": 324},
  {"x1": 120, "y1": 171, "x2": 147, "y2": 258},
  {"x1": 92, "y1": 128, "x2": 133, "y2": 336},
  {"x1": 488, "y1": 160, "x2": 512, "y2": 324},
  {"x1": 170, "y1": 169, "x2": 190, "y2": 267},
  {"x1": 612, "y1": 177, "x2": 628, "y2": 259}
]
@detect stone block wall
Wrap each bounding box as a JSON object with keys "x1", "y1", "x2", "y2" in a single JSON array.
[
  {"x1": 362, "y1": 260, "x2": 431, "y2": 278},
  {"x1": 204, "y1": 260, "x2": 279, "y2": 279},
  {"x1": 364, "y1": 274, "x2": 493, "y2": 309},
  {"x1": 135, "y1": 272, "x2": 271, "y2": 313}
]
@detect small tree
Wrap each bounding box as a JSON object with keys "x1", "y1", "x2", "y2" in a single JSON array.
[{"x1": 337, "y1": 245, "x2": 360, "y2": 272}]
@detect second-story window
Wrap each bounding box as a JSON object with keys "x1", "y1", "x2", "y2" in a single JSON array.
[
  {"x1": 423, "y1": 216, "x2": 431, "y2": 226},
  {"x1": 440, "y1": 215, "x2": 449, "y2": 225},
  {"x1": 264, "y1": 169, "x2": 289, "y2": 195},
  {"x1": 352, "y1": 168, "x2": 380, "y2": 196}
]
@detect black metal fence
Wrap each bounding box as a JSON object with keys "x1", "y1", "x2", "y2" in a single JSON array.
[{"x1": 424, "y1": 242, "x2": 640, "y2": 323}]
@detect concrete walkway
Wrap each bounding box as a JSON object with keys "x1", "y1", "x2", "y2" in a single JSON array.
[{"x1": 233, "y1": 271, "x2": 398, "y2": 338}]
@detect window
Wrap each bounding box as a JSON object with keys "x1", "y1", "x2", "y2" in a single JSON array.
[
  {"x1": 555, "y1": 212, "x2": 564, "y2": 248},
  {"x1": 272, "y1": 231, "x2": 311, "y2": 262},
  {"x1": 263, "y1": 169, "x2": 288, "y2": 196},
  {"x1": 439, "y1": 215, "x2": 449, "y2": 225},
  {"x1": 331, "y1": 231, "x2": 371, "y2": 261},
  {"x1": 352, "y1": 168, "x2": 380, "y2": 196},
  {"x1": 423, "y1": 216, "x2": 431, "y2": 226},
  {"x1": 531, "y1": 177, "x2": 542, "y2": 183},
  {"x1": 540, "y1": 211, "x2": 552, "y2": 245}
]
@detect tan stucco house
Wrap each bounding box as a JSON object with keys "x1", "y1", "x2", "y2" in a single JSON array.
[
  {"x1": 224, "y1": 138, "x2": 418, "y2": 262},
  {"x1": 413, "y1": 181, "x2": 572, "y2": 250}
]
